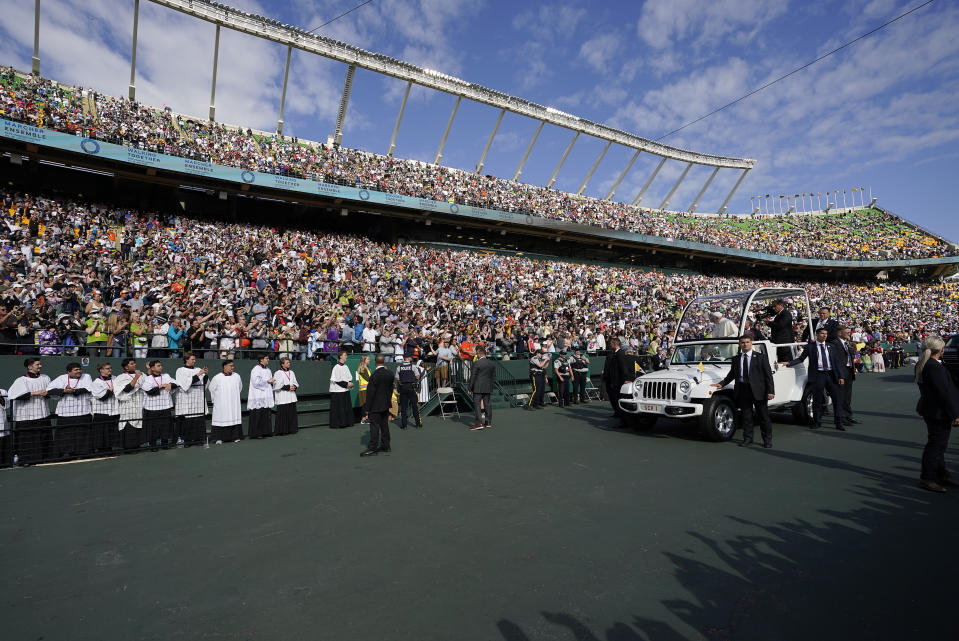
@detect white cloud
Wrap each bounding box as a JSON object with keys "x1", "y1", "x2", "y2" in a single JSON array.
[{"x1": 579, "y1": 34, "x2": 622, "y2": 74}]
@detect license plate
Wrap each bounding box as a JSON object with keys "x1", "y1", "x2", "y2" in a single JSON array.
[{"x1": 640, "y1": 403, "x2": 662, "y2": 413}]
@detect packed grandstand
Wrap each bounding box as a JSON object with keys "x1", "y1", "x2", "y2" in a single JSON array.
[
  {"x1": 1, "y1": 66, "x2": 954, "y2": 263},
  {"x1": 1, "y1": 186, "x2": 956, "y2": 363}
]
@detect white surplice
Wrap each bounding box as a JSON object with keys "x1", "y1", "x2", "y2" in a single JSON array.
[
  {"x1": 247, "y1": 364, "x2": 275, "y2": 410},
  {"x1": 90, "y1": 376, "x2": 120, "y2": 416},
  {"x1": 47, "y1": 373, "x2": 93, "y2": 417},
  {"x1": 273, "y1": 368, "x2": 299, "y2": 406},
  {"x1": 8, "y1": 374, "x2": 51, "y2": 422},
  {"x1": 174, "y1": 367, "x2": 208, "y2": 417},
  {"x1": 114, "y1": 371, "x2": 144, "y2": 428},
  {"x1": 208, "y1": 372, "x2": 242, "y2": 426}
]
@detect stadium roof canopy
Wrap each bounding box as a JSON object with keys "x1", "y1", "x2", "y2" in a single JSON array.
[{"x1": 29, "y1": 0, "x2": 758, "y2": 214}]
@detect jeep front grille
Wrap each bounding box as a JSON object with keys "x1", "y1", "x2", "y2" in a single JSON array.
[{"x1": 642, "y1": 380, "x2": 677, "y2": 401}]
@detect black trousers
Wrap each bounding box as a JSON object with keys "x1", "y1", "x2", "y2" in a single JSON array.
[
  {"x1": 473, "y1": 393, "x2": 491, "y2": 425},
  {"x1": 556, "y1": 377, "x2": 570, "y2": 406},
  {"x1": 368, "y1": 409, "x2": 390, "y2": 451},
  {"x1": 810, "y1": 372, "x2": 844, "y2": 425},
  {"x1": 398, "y1": 386, "x2": 420, "y2": 427},
  {"x1": 606, "y1": 383, "x2": 622, "y2": 417},
  {"x1": 572, "y1": 372, "x2": 587, "y2": 401},
  {"x1": 528, "y1": 373, "x2": 545, "y2": 408},
  {"x1": 736, "y1": 385, "x2": 772, "y2": 444},
  {"x1": 840, "y1": 378, "x2": 854, "y2": 420},
  {"x1": 921, "y1": 418, "x2": 952, "y2": 482}
]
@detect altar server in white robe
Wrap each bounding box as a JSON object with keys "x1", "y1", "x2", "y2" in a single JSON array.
[
  {"x1": 209, "y1": 360, "x2": 243, "y2": 443},
  {"x1": 273, "y1": 357, "x2": 299, "y2": 435},
  {"x1": 47, "y1": 362, "x2": 93, "y2": 458},
  {"x1": 247, "y1": 354, "x2": 275, "y2": 438},
  {"x1": 9, "y1": 358, "x2": 52, "y2": 465},
  {"x1": 140, "y1": 360, "x2": 176, "y2": 449},
  {"x1": 0, "y1": 387, "x2": 10, "y2": 466},
  {"x1": 175, "y1": 352, "x2": 208, "y2": 446},
  {"x1": 115, "y1": 358, "x2": 146, "y2": 451},
  {"x1": 329, "y1": 350, "x2": 354, "y2": 429},
  {"x1": 90, "y1": 362, "x2": 120, "y2": 453},
  {"x1": 417, "y1": 359, "x2": 431, "y2": 403}
]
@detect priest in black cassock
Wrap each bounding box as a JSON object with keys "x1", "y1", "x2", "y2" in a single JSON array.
[{"x1": 329, "y1": 351, "x2": 354, "y2": 429}]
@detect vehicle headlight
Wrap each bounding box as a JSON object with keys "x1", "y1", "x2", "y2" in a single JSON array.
[{"x1": 679, "y1": 380, "x2": 691, "y2": 394}]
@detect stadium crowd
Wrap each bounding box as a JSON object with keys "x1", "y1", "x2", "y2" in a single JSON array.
[
  {"x1": 1, "y1": 188, "x2": 955, "y2": 366},
  {"x1": 1, "y1": 67, "x2": 954, "y2": 262}
]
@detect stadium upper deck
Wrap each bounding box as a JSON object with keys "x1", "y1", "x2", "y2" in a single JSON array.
[{"x1": 0, "y1": 64, "x2": 955, "y2": 274}]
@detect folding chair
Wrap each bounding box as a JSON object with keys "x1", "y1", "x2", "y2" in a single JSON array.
[
  {"x1": 437, "y1": 387, "x2": 459, "y2": 420},
  {"x1": 584, "y1": 377, "x2": 602, "y2": 401}
]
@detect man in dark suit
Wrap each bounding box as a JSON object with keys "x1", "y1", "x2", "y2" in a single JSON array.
[
  {"x1": 361, "y1": 354, "x2": 395, "y2": 456},
  {"x1": 831, "y1": 325, "x2": 859, "y2": 425},
  {"x1": 713, "y1": 335, "x2": 776, "y2": 448},
  {"x1": 783, "y1": 327, "x2": 846, "y2": 430},
  {"x1": 601, "y1": 338, "x2": 634, "y2": 425},
  {"x1": 469, "y1": 346, "x2": 496, "y2": 431},
  {"x1": 803, "y1": 307, "x2": 839, "y2": 342},
  {"x1": 915, "y1": 337, "x2": 959, "y2": 492},
  {"x1": 764, "y1": 299, "x2": 795, "y2": 362}
]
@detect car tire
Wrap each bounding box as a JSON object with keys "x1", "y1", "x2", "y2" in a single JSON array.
[
  {"x1": 699, "y1": 396, "x2": 737, "y2": 442},
  {"x1": 792, "y1": 387, "x2": 815, "y2": 425},
  {"x1": 792, "y1": 386, "x2": 832, "y2": 424}
]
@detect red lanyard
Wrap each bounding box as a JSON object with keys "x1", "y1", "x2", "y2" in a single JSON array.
[{"x1": 151, "y1": 375, "x2": 162, "y2": 389}]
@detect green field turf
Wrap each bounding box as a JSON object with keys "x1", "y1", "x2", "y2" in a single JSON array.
[{"x1": 2, "y1": 370, "x2": 955, "y2": 641}]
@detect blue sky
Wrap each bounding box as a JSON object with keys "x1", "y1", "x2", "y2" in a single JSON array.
[{"x1": 1, "y1": 0, "x2": 957, "y2": 242}]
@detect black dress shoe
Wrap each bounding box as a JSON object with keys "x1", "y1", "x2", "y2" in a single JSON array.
[
  {"x1": 739, "y1": 440, "x2": 753, "y2": 447},
  {"x1": 360, "y1": 449, "x2": 378, "y2": 457},
  {"x1": 810, "y1": 424, "x2": 821, "y2": 429},
  {"x1": 919, "y1": 480, "x2": 947, "y2": 493},
  {"x1": 847, "y1": 417, "x2": 861, "y2": 424},
  {"x1": 836, "y1": 424, "x2": 847, "y2": 431},
  {"x1": 762, "y1": 443, "x2": 773, "y2": 449}
]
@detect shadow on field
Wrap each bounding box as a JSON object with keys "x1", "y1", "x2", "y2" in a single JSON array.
[{"x1": 496, "y1": 447, "x2": 958, "y2": 641}]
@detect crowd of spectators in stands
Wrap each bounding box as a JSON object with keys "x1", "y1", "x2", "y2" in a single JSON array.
[
  {"x1": 1, "y1": 188, "x2": 955, "y2": 367},
  {"x1": 1, "y1": 67, "x2": 954, "y2": 263}
]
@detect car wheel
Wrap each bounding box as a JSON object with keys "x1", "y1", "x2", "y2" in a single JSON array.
[
  {"x1": 792, "y1": 387, "x2": 815, "y2": 425},
  {"x1": 699, "y1": 396, "x2": 737, "y2": 442}
]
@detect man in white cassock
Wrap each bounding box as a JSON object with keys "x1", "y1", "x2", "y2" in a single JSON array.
[
  {"x1": 47, "y1": 361, "x2": 94, "y2": 459},
  {"x1": 90, "y1": 362, "x2": 120, "y2": 453},
  {"x1": 9, "y1": 357, "x2": 52, "y2": 465},
  {"x1": 115, "y1": 358, "x2": 146, "y2": 451},
  {"x1": 141, "y1": 360, "x2": 176, "y2": 450},
  {"x1": 273, "y1": 356, "x2": 299, "y2": 435},
  {"x1": 175, "y1": 352, "x2": 208, "y2": 446},
  {"x1": 208, "y1": 360, "x2": 243, "y2": 443},
  {"x1": 248, "y1": 354, "x2": 275, "y2": 438}
]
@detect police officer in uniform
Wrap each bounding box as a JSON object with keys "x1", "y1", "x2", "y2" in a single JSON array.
[
  {"x1": 571, "y1": 348, "x2": 590, "y2": 404},
  {"x1": 553, "y1": 350, "x2": 572, "y2": 407},
  {"x1": 396, "y1": 354, "x2": 424, "y2": 429},
  {"x1": 527, "y1": 349, "x2": 549, "y2": 410}
]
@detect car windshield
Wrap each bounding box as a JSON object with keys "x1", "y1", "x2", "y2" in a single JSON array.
[
  {"x1": 671, "y1": 342, "x2": 744, "y2": 365},
  {"x1": 675, "y1": 293, "x2": 749, "y2": 342}
]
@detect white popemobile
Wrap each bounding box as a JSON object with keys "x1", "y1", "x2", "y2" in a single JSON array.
[{"x1": 619, "y1": 287, "x2": 827, "y2": 441}]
